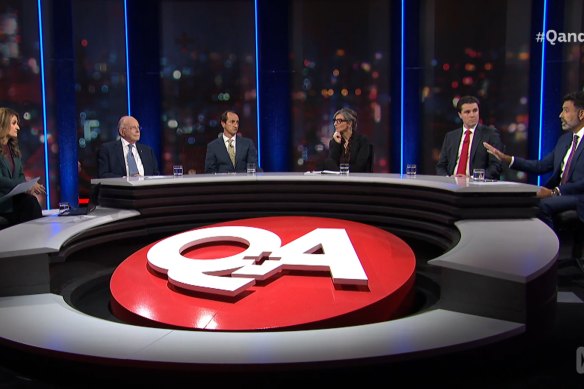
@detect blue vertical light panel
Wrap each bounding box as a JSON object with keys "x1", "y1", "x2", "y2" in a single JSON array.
[
  {"x1": 124, "y1": 0, "x2": 131, "y2": 115},
  {"x1": 400, "y1": 0, "x2": 405, "y2": 173},
  {"x1": 254, "y1": 0, "x2": 261, "y2": 165},
  {"x1": 536, "y1": 0, "x2": 548, "y2": 186},
  {"x1": 37, "y1": 0, "x2": 51, "y2": 207}
]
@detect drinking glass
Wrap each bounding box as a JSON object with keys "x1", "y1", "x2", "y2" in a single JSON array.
[{"x1": 339, "y1": 163, "x2": 350, "y2": 175}]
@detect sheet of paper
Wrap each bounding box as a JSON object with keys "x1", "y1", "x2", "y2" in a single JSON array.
[
  {"x1": 304, "y1": 170, "x2": 341, "y2": 175},
  {"x1": 0, "y1": 177, "x2": 39, "y2": 202}
]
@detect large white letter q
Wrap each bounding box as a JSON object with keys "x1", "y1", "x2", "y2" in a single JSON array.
[{"x1": 147, "y1": 226, "x2": 281, "y2": 297}]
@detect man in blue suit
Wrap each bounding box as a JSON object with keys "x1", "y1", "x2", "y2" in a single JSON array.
[
  {"x1": 97, "y1": 115, "x2": 160, "y2": 178},
  {"x1": 204, "y1": 111, "x2": 258, "y2": 174},
  {"x1": 484, "y1": 91, "x2": 584, "y2": 229},
  {"x1": 436, "y1": 95, "x2": 503, "y2": 180}
]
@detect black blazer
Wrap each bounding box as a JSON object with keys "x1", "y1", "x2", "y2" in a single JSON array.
[
  {"x1": 325, "y1": 132, "x2": 372, "y2": 172},
  {"x1": 0, "y1": 153, "x2": 25, "y2": 213},
  {"x1": 436, "y1": 124, "x2": 503, "y2": 180},
  {"x1": 97, "y1": 140, "x2": 160, "y2": 178},
  {"x1": 204, "y1": 135, "x2": 258, "y2": 174}
]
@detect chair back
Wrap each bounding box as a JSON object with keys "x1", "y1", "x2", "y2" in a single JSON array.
[{"x1": 366, "y1": 144, "x2": 374, "y2": 172}]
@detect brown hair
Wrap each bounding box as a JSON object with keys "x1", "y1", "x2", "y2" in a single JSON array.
[
  {"x1": 456, "y1": 96, "x2": 480, "y2": 112},
  {"x1": 0, "y1": 107, "x2": 21, "y2": 158}
]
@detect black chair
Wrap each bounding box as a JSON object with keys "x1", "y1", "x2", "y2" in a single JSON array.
[
  {"x1": 366, "y1": 144, "x2": 374, "y2": 172},
  {"x1": 555, "y1": 209, "x2": 584, "y2": 274}
]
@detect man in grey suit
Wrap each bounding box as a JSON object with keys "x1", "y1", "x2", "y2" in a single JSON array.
[
  {"x1": 97, "y1": 115, "x2": 160, "y2": 178},
  {"x1": 204, "y1": 111, "x2": 259, "y2": 174},
  {"x1": 436, "y1": 95, "x2": 503, "y2": 180}
]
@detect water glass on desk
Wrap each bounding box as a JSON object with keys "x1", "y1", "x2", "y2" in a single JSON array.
[
  {"x1": 58, "y1": 201, "x2": 70, "y2": 215},
  {"x1": 173, "y1": 165, "x2": 183, "y2": 177},
  {"x1": 247, "y1": 162, "x2": 256, "y2": 175},
  {"x1": 339, "y1": 163, "x2": 350, "y2": 175},
  {"x1": 406, "y1": 164, "x2": 417, "y2": 176},
  {"x1": 472, "y1": 168, "x2": 485, "y2": 181}
]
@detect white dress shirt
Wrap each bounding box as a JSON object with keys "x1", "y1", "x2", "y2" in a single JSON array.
[{"x1": 121, "y1": 138, "x2": 145, "y2": 176}]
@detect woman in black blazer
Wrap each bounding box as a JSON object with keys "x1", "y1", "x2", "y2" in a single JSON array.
[
  {"x1": 324, "y1": 107, "x2": 373, "y2": 172},
  {"x1": 0, "y1": 108, "x2": 44, "y2": 227}
]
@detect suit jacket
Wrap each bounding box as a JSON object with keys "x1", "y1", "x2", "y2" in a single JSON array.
[
  {"x1": 578, "y1": 195, "x2": 584, "y2": 223},
  {"x1": 97, "y1": 140, "x2": 160, "y2": 178},
  {"x1": 204, "y1": 135, "x2": 258, "y2": 174},
  {"x1": 324, "y1": 132, "x2": 372, "y2": 172},
  {"x1": 436, "y1": 124, "x2": 503, "y2": 179},
  {"x1": 0, "y1": 152, "x2": 26, "y2": 213},
  {"x1": 512, "y1": 131, "x2": 584, "y2": 193}
]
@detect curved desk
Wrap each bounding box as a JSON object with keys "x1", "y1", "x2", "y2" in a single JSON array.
[{"x1": 0, "y1": 173, "x2": 559, "y2": 370}]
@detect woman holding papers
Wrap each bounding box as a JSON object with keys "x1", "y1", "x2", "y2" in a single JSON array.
[{"x1": 0, "y1": 108, "x2": 44, "y2": 227}]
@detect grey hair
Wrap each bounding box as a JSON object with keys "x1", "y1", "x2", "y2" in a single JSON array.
[{"x1": 333, "y1": 107, "x2": 358, "y2": 131}]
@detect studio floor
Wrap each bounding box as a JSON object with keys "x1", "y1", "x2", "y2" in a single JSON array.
[{"x1": 0, "y1": 257, "x2": 583, "y2": 388}]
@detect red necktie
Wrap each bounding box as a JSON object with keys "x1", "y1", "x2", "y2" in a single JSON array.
[
  {"x1": 561, "y1": 134, "x2": 579, "y2": 184},
  {"x1": 456, "y1": 129, "x2": 471, "y2": 176}
]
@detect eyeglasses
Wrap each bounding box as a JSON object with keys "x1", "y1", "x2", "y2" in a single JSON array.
[{"x1": 333, "y1": 119, "x2": 348, "y2": 124}]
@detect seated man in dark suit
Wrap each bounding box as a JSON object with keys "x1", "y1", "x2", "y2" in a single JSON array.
[
  {"x1": 484, "y1": 90, "x2": 584, "y2": 229},
  {"x1": 97, "y1": 115, "x2": 160, "y2": 178},
  {"x1": 436, "y1": 95, "x2": 503, "y2": 180},
  {"x1": 204, "y1": 111, "x2": 258, "y2": 174}
]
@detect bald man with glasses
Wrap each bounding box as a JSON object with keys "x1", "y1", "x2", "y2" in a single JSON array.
[{"x1": 97, "y1": 115, "x2": 160, "y2": 178}]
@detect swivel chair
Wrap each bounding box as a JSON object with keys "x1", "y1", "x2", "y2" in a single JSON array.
[
  {"x1": 366, "y1": 144, "x2": 374, "y2": 173},
  {"x1": 555, "y1": 209, "x2": 584, "y2": 274}
]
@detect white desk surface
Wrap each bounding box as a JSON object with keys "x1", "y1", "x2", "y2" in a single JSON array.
[
  {"x1": 0, "y1": 207, "x2": 140, "y2": 258},
  {"x1": 92, "y1": 173, "x2": 540, "y2": 194},
  {"x1": 429, "y1": 218, "x2": 559, "y2": 282},
  {"x1": 0, "y1": 293, "x2": 523, "y2": 365}
]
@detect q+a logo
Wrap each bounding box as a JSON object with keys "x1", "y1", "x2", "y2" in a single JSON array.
[{"x1": 147, "y1": 225, "x2": 368, "y2": 297}]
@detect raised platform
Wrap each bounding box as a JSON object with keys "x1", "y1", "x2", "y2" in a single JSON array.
[{"x1": 0, "y1": 173, "x2": 559, "y2": 370}]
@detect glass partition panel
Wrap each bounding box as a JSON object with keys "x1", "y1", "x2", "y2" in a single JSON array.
[
  {"x1": 160, "y1": 0, "x2": 257, "y2": 175},
  {"x1": 290, "y1": 0, "x2": 391, "y2": 172},
  {"x1": 562, "y1": 0, "x2": 584, "y2": 94},
  {"x1": 420, "y1": 0, "x2": 531, "y2": 181},
  {"x1": 71, "y1": 0, "x2": 127, "y2": 193},
  {"x1": 0, "y1": 0, "x2": 47, "y2": 207}
]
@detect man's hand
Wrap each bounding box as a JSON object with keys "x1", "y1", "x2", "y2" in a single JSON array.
[
  {"x1": 536, "y1": 187, "x2": 553, "y2": 198},
  {"x1": 483, "y1": 142, "x2": 512, "y2": 165}
]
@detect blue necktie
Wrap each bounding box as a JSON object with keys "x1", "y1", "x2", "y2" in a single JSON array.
[{"x1": 127, "y1": 144, "x2": 139, "y2": 176}]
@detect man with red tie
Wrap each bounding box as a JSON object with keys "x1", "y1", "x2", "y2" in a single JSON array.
[
  {"x1": 484, "y1": 91, "x2": 584, "y2": 229},
  {"x1": 436, "y1": 95, "x2": 503, "y2": 180}
]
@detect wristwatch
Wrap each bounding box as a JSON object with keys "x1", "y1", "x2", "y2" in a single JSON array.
[{"x1": 551, "y1": 187, "x2": 561, "y2": 197}]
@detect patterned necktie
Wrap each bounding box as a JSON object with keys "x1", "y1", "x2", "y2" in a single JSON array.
[
  {"x1": 228, "y1": 138, "x2": 236, "y2": 167},
  {"x1": 561, "y1": 134, "x2": 579, "y2": 184},
  {"x1": 127, "y1": 144, "x2": 139, "y2": 176},
  {"x1": 456, "y1": 129, "x2": 472, "y2": 176}
]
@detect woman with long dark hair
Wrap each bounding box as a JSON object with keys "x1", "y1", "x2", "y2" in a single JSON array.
[{"x1": 0, "y1": 108, "x2": 44, "y2": 227}]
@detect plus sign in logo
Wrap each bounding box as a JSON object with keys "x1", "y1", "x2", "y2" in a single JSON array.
[{"x1": 110, "y1": 216, "x2": 416, "y2": 331}]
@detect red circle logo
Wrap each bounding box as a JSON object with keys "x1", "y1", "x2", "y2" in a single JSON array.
[{"x1": 110, "y1": 216, "x2": 416, "y2": 331}]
